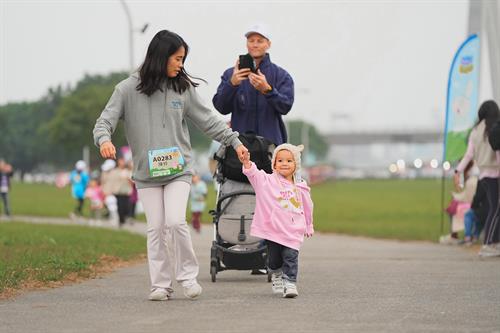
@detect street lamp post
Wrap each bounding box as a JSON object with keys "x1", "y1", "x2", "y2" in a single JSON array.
[
  {"x1": 301, "y1": 121, "x2": 310, "y2": 165},
  {"x1": 119, "y1": 0, "x2": 134, "y2": 72},
  {"x1": 119, "y1": 0, "x2": 149, "y2": 72}
]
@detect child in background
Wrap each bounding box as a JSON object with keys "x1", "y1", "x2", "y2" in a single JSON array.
[
  {"x1": 242, "y1": 143, "x2": 314, "y2": 298},
  {"x1": 70, "y1": 160, "x2": 89, "y2": 217},
  {"x1": 129, "y1": 183, "x2": 138, "y2": 220},
  {"x1": 451, "y1": 161, "x2": 477, "y2": 241},
  {"x1": 85, "y1": 178, "x2": 105, "y2": 226},
  {"x1": 441, "y1": 161, "x2": 476, "y2": 245},
  {"x1": 463, "y1": 178, "x2": 488, "y2": 245},
  {"x1": 0, "y1": 160, "x2": 13, "y2": 218},
  {"x1": 190, "y1": 173, "x2": 207, "y2": 233}
]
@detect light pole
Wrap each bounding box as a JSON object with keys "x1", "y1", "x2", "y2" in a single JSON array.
[
  {"x1": 119, "y1": 0, "x2": 149, "y2": 72},
  {"x1": 301, "y1": 121, "x2": 310, "y2": 164}
]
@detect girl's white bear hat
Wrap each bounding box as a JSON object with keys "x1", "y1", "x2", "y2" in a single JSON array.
[{"x1": 271, "y1": 143, "x2": 305, "y2": 183}]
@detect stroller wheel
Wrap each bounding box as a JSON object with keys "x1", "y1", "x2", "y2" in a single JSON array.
[{"x1": 211, "y1": 265, "x2": 217, "y2": 282}]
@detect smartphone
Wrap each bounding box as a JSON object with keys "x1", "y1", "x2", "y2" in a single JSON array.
[{"x1": 238, "y1": 54, "x2": 256, "y2": 73}]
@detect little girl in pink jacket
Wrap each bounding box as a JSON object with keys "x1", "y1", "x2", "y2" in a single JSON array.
[{"x1": 242, "y1": 143, "x2": 314, "y2": 298}]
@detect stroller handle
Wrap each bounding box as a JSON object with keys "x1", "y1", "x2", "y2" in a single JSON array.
[{"x1": 216, "y1": 191, "x2": 256, "y2": 212}]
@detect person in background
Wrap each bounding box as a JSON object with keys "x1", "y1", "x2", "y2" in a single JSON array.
[
  {"x1": 85, "y1": 178, "x2": 105, "y2": 226},
  {"x1": 0, "y1": 160, "x2": 14, "y2": 218},
  {"x1": 190, "y1": 173, "x2": 207, "y2": 233},
  {"x1": 463, "y1": 181, "x2": 488, "y2": 246},
  {"x1": 451, "y1": 161, "x2": 477, "y2": 244},
  {"x1": 108, "y1": 156, "x2": 133, "y2": 227},
  {"x1": 213, "y1": 23, "x2": 294, "y2": 145},
  {"x1": 100, "y1": 159, "x2": 119, "y2": 226},
  {"x1": 454, "y1": 100, "x2": 500, "y2": 257},
  {"x1": 70, "y1": 160, "x2": 89, "y2": 217},
  {"x1": 129, "y1": 182, "x2": 138, "y2": 220}
]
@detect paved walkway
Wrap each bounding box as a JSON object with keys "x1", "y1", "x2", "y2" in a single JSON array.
[{"x1": 1, "y1": 216, "x2": 499, "y2": 332}]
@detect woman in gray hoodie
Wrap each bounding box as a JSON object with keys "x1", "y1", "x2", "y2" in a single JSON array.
[{"x1": 93, "y1": 30, "x2": 248, "y2": 301}]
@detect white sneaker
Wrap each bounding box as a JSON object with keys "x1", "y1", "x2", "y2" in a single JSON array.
[
  {"x1": 478, "y1": 244, "x2": 500, "y2": 257},
  {"x1": 283, "y1": 280, "x2": 298, "y2": 298},
  {"x1": 271, "y1": 272, "x2": 284, "y2": 294},
  {"x1": 148, "y1": 288, "x2": 172, "y2": 301},
  {"x1": 439, "y1": 234, "x2": 461, "y2": 245},
  {"x1": 183, "y1": 281, "x2": 202, "y2": 299}
]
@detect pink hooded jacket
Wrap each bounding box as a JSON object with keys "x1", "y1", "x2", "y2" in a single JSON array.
[{"x1": 242, "y1": 162, "x2": 314, "y2": 250}]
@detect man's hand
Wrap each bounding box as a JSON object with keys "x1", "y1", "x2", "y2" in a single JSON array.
[
  {"x1": 100, "y1": 141, "x2": 116, "y2": 159},
  {"x1": 249, "y1": 69, "x2": 272, "y2": 94},
  {"x1": 230, "y1": 60, "x2": 251, "y2": 86}
]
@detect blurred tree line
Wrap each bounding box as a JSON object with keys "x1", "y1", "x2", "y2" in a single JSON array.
[{"x1": 0, "y1": 72, "x2": 328, "y2": 172}]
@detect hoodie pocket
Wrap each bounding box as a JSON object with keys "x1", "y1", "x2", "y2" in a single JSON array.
[
  {"x1": 270, "y1": 208, "x2": 306, "y2": 236},
  {"x1": 133, "y1": 149, "x2": 149, "y2": 181}
]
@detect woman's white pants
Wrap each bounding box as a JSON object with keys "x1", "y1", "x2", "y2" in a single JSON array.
[{"x1": 138, "y1": 181, "x2": 199, "y2": 290}]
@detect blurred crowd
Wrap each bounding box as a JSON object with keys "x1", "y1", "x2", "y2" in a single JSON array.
[{"x1": 70, "y1": 153, "x2": 137, "y2": 228}]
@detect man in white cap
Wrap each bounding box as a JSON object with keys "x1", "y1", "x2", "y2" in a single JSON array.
[{"x1": 212, "y1": 23, "x2": 294, "y2": 146}]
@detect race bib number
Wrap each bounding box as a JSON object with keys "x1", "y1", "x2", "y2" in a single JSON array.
[{"x1": 148, "y1": 147, "x2": 185, "y2": 177}]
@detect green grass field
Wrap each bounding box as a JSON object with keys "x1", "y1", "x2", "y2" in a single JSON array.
[
  {"x1": 9, "y1": 182, "x2": 77, "y2": 217},
  {"x1": 0, "y1": 222, "x2": 145, "y2": 295},
  {"x1": 6, "y1": 179, "x2": 452, "y2": 242},
  {"x1": 311, "y1": 178, "x2": 449, "y2": 241}
]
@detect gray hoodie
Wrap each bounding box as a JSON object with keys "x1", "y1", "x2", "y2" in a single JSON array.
[{"x1": 93, "y1": 74, "x2": 242, "y2": 189}]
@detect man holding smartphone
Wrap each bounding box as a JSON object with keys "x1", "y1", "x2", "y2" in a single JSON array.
[{"x1": 212, "y1": 23, "x2": 294, "y2": 145}]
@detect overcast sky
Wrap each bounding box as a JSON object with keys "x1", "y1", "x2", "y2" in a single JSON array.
[{"x1": 1, "y1": 0, "x2": 493, "y2": 134}]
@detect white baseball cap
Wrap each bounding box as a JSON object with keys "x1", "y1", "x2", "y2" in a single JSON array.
[
  {"x1": 75, "y1": 160, "x2": 86, "y2": 171},
  {"x1": 101, "y1": 159, "x2": 116, "y2": 172},
  {"x1": 245, "y1": 23, "x2": 271, "y2": 40}
]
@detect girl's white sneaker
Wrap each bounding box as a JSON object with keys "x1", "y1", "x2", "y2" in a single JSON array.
[
  {"x1": 271, "y1": 272, "x2": 284, "y2": 294},
  {"x1": 283, "y1": 281, "x2": 298, "y2": 298}
]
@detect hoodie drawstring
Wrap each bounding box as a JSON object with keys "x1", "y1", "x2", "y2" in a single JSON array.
[{"x1": 162, "y1": 88, "x2": 167, "y2": 128}]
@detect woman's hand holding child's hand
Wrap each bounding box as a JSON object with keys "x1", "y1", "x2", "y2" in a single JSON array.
[
  {"x1": 235, "y1": 144, "x2": 252, "y2": 168},
  {"x1": 236, "y1": 144, "x2": 249, "y2": 163},
  {"x1": 242, "y1": 150, "x2": 252, "y2": 169}
]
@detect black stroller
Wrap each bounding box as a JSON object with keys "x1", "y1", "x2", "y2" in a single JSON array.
[{"x1": 209, "y1": 133, "x2": 275, "y2": 282}]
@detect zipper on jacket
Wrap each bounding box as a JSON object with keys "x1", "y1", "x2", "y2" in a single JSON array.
[{"x1": 255, "y1": 88, "x2": 259, "y2": 134}]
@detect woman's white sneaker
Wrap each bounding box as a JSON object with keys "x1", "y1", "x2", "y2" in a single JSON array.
[
  {"x1": 148, "y1": 288, "x2": 172, "y2": 301},
  {"x1": 478, "y1": 244, "x2": 500, "y2": 257},
  {"x1": 183, "y1": 281, "x2": 202, "y2": 299}
]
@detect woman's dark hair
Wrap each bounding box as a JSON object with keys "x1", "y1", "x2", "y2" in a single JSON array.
[
  {"x1": 475, "y1": 100, "x2": 500, "y2": 138},
  {"x1": 136, "y1": 30, "x2": 202, "y2": 96}
]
